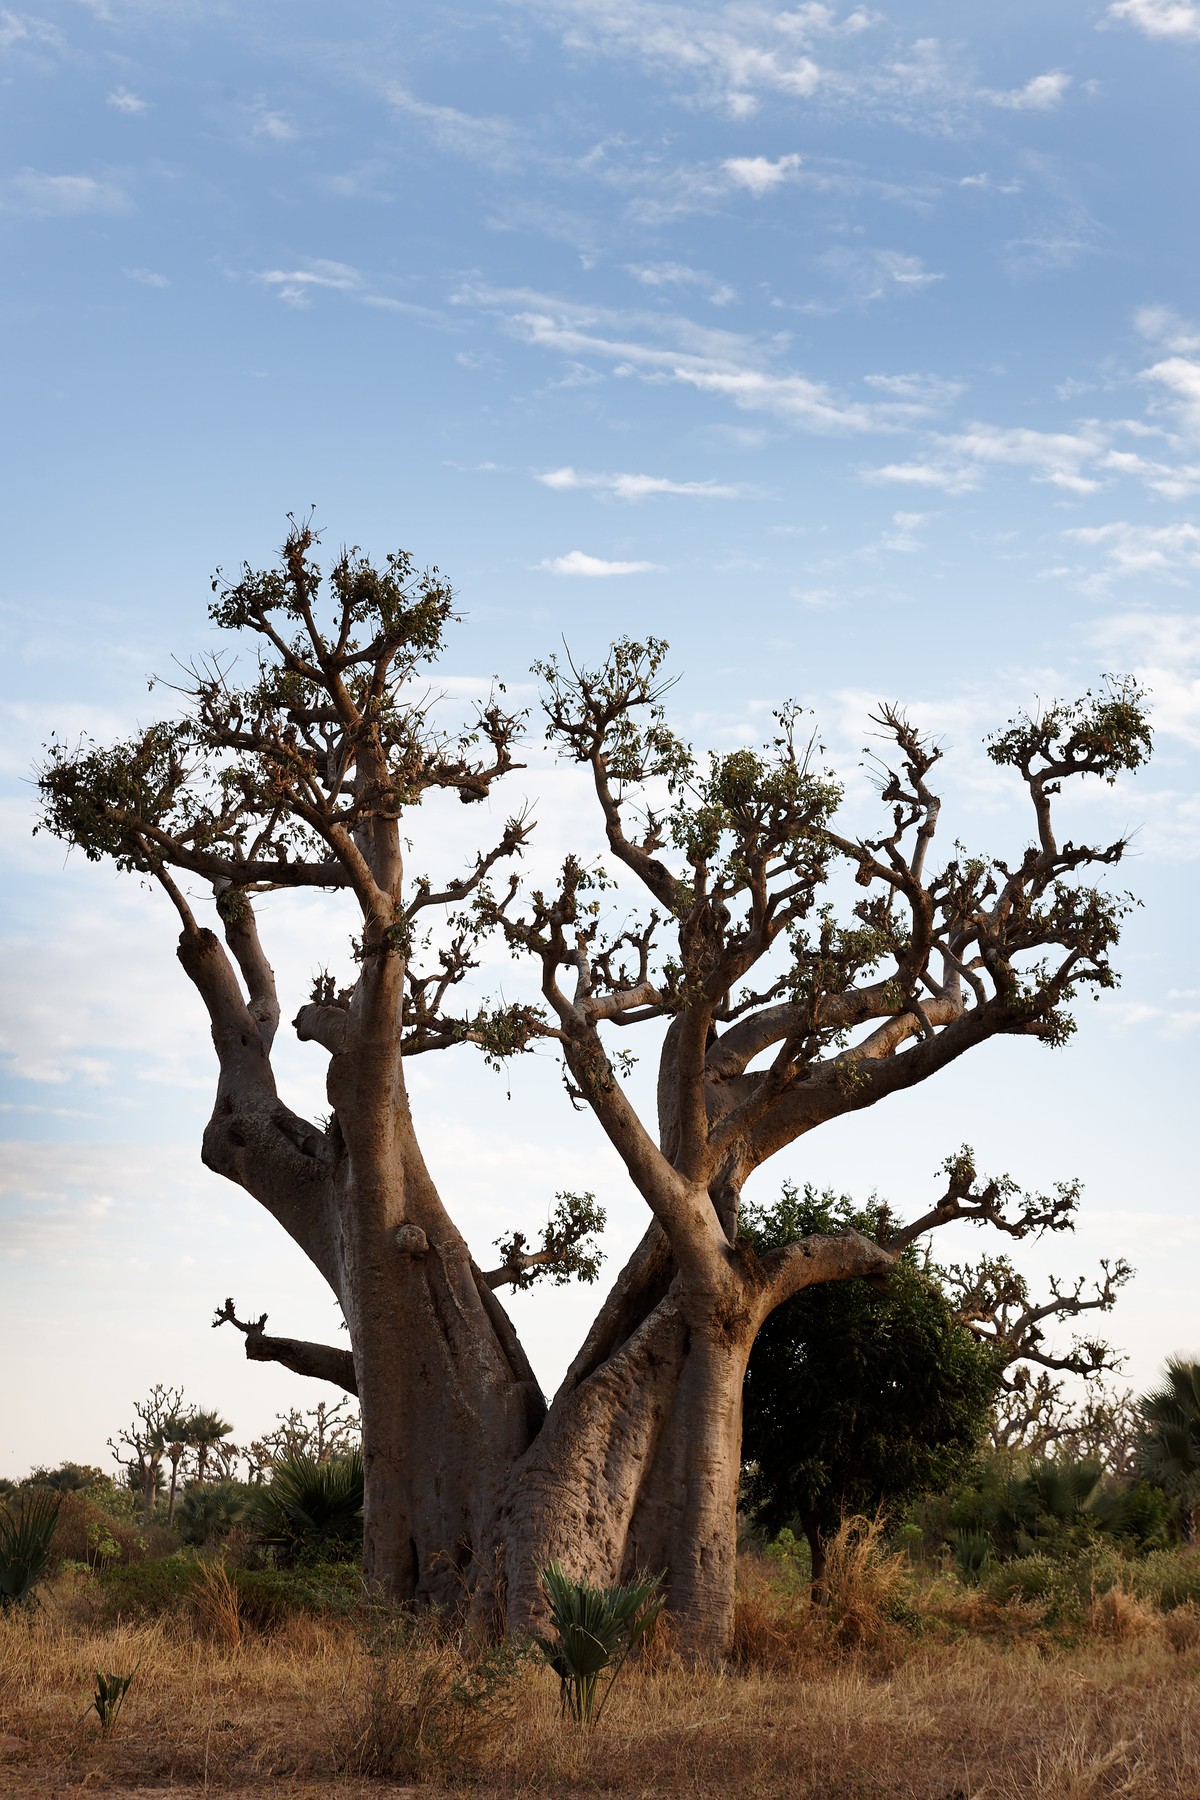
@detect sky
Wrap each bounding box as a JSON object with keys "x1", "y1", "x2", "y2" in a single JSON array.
[{"x1": 2, "y1": 0, "x2": 1199, "y2": 1476}]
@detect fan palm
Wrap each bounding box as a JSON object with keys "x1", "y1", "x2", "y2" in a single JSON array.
[
  {"x1": 253, "y1": 1450, "x2": 364, "y2": 1561},
  {"x1": 536, "y1": 1562, "x2": 663, "y2": 1725},
  {"x1": 188, "y1": 1411, "x2": 234, "y2": 1484},
  {"x1": 1138, "y1": 1358, "x2": 1200, "y2": 1536}
]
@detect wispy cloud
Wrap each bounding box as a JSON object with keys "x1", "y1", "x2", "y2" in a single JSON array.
[
  {"x1": 455, "y1": 282, "x2": 948, "y2": 434},
  {"x1": 253, "y1": 259, "x2": 362, "y2": 307},
  {"x1": 107, "y1": 86, "x2": 148, "y2": 113},
  {"x1": 1106, "y1": 0, "x2": 1200, "y2": 39},
  {"x1": 539, "y1": 549, "x2": 661, "y2": 575},
  {"x1": 819, "y1": 245, "x2": 944, "y2": 302},
  {"x1": 536, "y1": 466, "x2": 751, "y2": 500},
  {"x1": 0, "y1": 11, "x2": 63, "y2": 51},
  {"x1": 985, "y1": 71, "x2": 1071, "y2": 110},
  {"x1": 626, "y1": 261, "x2": 736, "y2": 305},
  {"x1": 867, "y1": 422, "x2": 1109, "y2": 495},
  {"x1": 0, "y1": 169, "x2": 130, "y2": 218},
  {"x1": 123, "y1": 266, "x2": 168, "y2": 288},
  {"x1": 1066, "y1": 520, "x2": 1200, "y2": 588},
  {"x1": 387, "y1": 87, "x2": 522, "y2": 167}
]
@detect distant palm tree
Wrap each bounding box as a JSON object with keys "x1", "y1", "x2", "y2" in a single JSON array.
[
  {"x1": 1138, "y1": 1358, "x2": 1200, "y2": 1539},
  {"x1": 160, "y1": 1417, "x2": 192, "y2": 1527},
  {"x1": 188, "y1": 1411, "x2": 234, "y2": 1484}
]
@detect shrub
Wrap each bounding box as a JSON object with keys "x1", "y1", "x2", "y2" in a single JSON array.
[
  {"x1": 50, "y1": 1491, "x2": 152, "y2": 1568},
  {"x1": 985, "y1": 1555, "x2": 1060, "y2": 1606},
  {"x1": 0, "y1": 1490, "x2": 61, "y2": 1608},
  {"x1": 341, "y1": 1610, "x2": 532, "y2": 1777},
  {"x1": 93, "y1": 1552, "x2": 361, "y2": 1628},
  {"x1": 819, "y1": 1515, "x2": 916, "y2": 1646},
  {"x1": 1130, "y1": 1548, "x2": 1200, "y2": 1610}
]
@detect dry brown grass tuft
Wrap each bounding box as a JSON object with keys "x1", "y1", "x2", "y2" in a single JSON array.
[
  {"x1": 192, "y1": 1558, "x2": 243, "y2": 1650},
  {"x1": 3, "y1": 1571, "x2": 1200, "y2": 1798}
]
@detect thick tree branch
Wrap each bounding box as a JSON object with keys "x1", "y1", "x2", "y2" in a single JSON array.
[{"x1": 213, "y1": 1299, "x2": 358, "y2": 1395}]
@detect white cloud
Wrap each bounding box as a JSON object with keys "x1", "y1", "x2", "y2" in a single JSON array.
[
  {"x1": 723, "y1": 153, "x2": 803, "y2": 196},
  {"x1": 1143, "y1": 355, "x2": 1200, "y2": 434},
  {"x1": 1135, "y1": 305, "x2": 1200, "y2": 355},
  {"x1": 123, "y1": 266, "x2": 168, "y2": 288},
  {"x1": 881, "y1": 509, "x2": 931, "y2": 551},
  {"x1": 867, "y1": 422, "x2": 1109, "y2": 496},
  {"x1": 539, "y1": 550, "x2": 661, "y2": 575},
  {"x1": 1091, "y1": 612, "x2": 1200, "y2": 744},
  {"x1": 0, "y1": 169, "x2": 129, "y2": 217},
  {"x1": 107, "y1": 87, "x2": 147, "y2": 113},
  {"x1": 248, "y1": 103, "x2": 298, "y2": 143},
  {"x1": 986, "y1": 71, "x2": 1071, "y2": 110},
  {"x1": 1106, "y1": 0, "x2": 1200, "y2": 38},
  {"x1": 948, "y1": 423, "x2": 1107, "y2": 492},
  {"x1": 626, "y1": 261, "x2": 736, "y2": 305},
  {"x1": 524, "y1": 0, "x2": 837, "y2": 115},
  {"x1": 864, "y1": 460, "x2": 980, "y2": 494},
  {"x1": 537, "y1": 465, "x2": 751, "y2": 500},
  {"x1": 513, "y1": 0, "x2": 991, "y2": 126}
]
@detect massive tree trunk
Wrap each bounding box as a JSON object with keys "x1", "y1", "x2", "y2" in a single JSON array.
[{"x1": 189, "y1": 917, "x2": 543, "y2": 1609}]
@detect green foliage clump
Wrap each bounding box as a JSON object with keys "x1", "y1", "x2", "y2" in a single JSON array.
[
  {"x1": 93, "y1": 1552, "x2": 360, "y2": 1627},
  {"x1": 741, "y1": 1185, "x2": 1002, "y2": 1553},
  {"x1": 176, "y1": 1480, "x2": 256, "y2": 1547},
  {"x1": 252, "y1": 1451, "x2": 363, "y2": 1563},
  {"x1": 948, "y1": 1454, "x2": 1170, "y2": 1568}
]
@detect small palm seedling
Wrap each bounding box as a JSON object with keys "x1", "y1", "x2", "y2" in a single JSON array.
[
  {"x1": 87, "y1": 1665, "x2": 139, "y2": 1733},
  {"x1": 0, "y1": 1489, "x2": 61, "y2": 1608},
  {"x1": 536, "y1": 1562, "x2": 663, "y2": 1725}
]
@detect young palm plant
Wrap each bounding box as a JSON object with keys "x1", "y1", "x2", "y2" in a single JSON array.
[
  {"x1": 0, "y1": 1490, "x2": 61, "y2": 1608},
  {"x1": 536, "y1": 1562, "x2": 663, "y2": 1725}
]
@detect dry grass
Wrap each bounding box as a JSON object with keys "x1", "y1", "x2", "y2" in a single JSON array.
[{"x1": 3, "y1": 1567, "x2": 1200, "y2": 1799}]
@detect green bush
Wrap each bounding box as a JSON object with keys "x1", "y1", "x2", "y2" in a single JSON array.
[
  {"x1": 984, "y1": 1555, "x2": 1061, "y2": 1606},
  {"x1": 94, "y1": 1555, "x2": 198, "y2": 1618},
  {"x1": 1130, "y1": 1548, "x2": 1200, "y2": 1611},
  {"x1": 93, "y1": 1553, "x2": 361, "y2": 1627}
]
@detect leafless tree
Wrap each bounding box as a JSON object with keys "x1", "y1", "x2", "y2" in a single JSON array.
[{"x1": 107, "y1": 1383, "x2": 184, "y2": 1513}]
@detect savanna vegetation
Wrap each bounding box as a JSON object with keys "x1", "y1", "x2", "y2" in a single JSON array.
[{"x1": 4, "y1": 1364, "x2": 1200, "y2": 1798}]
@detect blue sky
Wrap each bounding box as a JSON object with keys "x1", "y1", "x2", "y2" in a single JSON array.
[{"x1": 2, "y1": 0, "x2": 1199, "y2": 1474}]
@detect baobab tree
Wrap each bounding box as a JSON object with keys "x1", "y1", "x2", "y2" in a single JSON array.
[{"x1": 38, "y1": 523, "x2": 1151, "y2": 1655}]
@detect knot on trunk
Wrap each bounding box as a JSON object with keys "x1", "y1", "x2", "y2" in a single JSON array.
[{"x1": 394, "y1": 1223, "x2": 429, "y2": 1257}]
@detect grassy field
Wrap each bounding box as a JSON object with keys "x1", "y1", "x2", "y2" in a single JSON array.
[{"x1": 4, "y1": 1534, "x2": 1200, "y2": 1798}]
